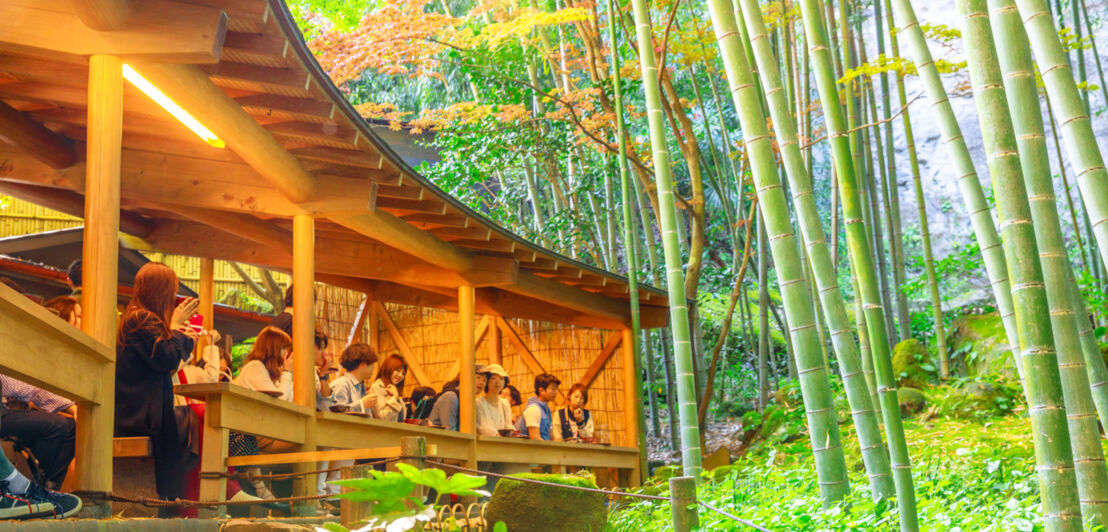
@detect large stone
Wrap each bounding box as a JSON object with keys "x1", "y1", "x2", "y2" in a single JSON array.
[
  {"x1": 891, "y1": 339, "x2": 933, "y2": 388},
  {"x1": 485, "y1": 472, "x2": 606, "y2": 532},
  {"x1": 949, "y1": 312, "x2": 1017, "y2": 378},
  {"x1": 701, "y1": 446, "x2": 732, "y2": 471},
  {"x1": 897, "y1": 387, "x2": 927, "y2": 418}
]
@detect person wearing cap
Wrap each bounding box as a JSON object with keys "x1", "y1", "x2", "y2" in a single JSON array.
[{"x1": 475, "y1": 364, "x2": 514, "y2": 437}]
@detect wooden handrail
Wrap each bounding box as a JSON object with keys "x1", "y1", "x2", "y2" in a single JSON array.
[{"x1": 0, "y1": 282, "x2": 113, "y2": 404}]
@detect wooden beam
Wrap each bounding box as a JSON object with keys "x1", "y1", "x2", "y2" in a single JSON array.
[
  {"x1": 76, "y1": 54, "x2": 122, "y2": 515},
  {"x1": 496, "y1": 317, "x2": 546, "y2": 378},
  {"x1": 226, "y1": 446, "x2": 432, "y2": 467},
  {"x1": 372, "y1": 301, "x2": 433, "y2": 388},
  {"x1": 446, "y1": 315, "x2": 492, "y2": 381},
  {"x1": 489, "y1": 314, "x2": 502, "y2": 365},
  {"x1": 2, "y1": 0, "x2": 229, "y2": 64},
  {"x1": 0, "y1": 181, "x2": 152, "y2": 237},
  {"x1": 329, "y1": 212, "x2": 473, "y2": 273},
  {"x1": 579, "y1": 333, "x2": 622, "y2": 391},
  {"x1": 75, "y1": 0, "x2": 130, "y2": 31},
  {"x1": 131, "y1": 63, "x2": 316, "y2": 202},
  {"x1": 0, "y1": 100, "x2": 77, "y2": 169},
  {"x1": 345, "y1": 294, "x2": 371, "y2": 349},
  {"x1": 507, "y1": 271, "x2": 630, "y2": 326}
]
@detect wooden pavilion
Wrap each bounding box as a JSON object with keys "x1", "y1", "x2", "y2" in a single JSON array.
[{"x1": 0, "y1": 0, "x2": 669, "y2": 517}]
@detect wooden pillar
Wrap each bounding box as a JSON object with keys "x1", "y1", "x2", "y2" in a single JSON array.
[
  {"x1": 669, "y1": 476, "x2": 699, "y2": 531},
  {"x1": 197, "y1": 397, "x2": 228, "y2": 518},
  {"x1": 198, "y1": 257, "x2": 215, "y2": 351},
  {"x1": 458, "y1": 285, "x2": 477, "y2": 467},
  {"x1": 400, "y1": 436, "x2": 427, "y2": 499},
  {"x1": 489, "y1": 316, "x2": 502, "y2": 365},
  {"x1": 77, "y1": 54, "x2": 122, "y2": 517},
  {"x1": 621, "y1": 328, "x2": 645, "y2": 486},
  {"x1": 291, "y1": 214, "x2": 317, "y2": 514},
  {"x1": 340, "y1": 464, "x2": 372, "y2": 527}
]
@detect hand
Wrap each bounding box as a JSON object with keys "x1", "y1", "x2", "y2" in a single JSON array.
[
  {"x1": 386, "y1": 385, "x2": 398, "y2": 398},
  {"x1": 282, "y1": 349, "x2": 295, "y2": 372},
  {"x1": 361, "y1": 394, "x2": 378, "y2": 409},
  {"x1": 205, "y1": 329, "x2": 221, "y2": 345},
  {"x1": 171, "y1": 298, "x2": 199, "y2": 329},
  {"x1": 180, "y1": 326, "x2": 200, "y2": 340}
]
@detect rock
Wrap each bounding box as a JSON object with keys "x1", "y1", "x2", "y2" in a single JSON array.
[
  {"x1": 949, "y1": 312, "x2": 1017, "y2": 378},
  {"x1": 486, "y1": 472, "x2": 606, "y2": 532},
  {"x1": 897, "y1": 387, "x2": 927, "y2": 418},
  {"x1": 891, "y1": 339, "x2": 933, "y2": 388},
  {"x1": 701, "y1": 446, "x2": 732, "y2": 471}
]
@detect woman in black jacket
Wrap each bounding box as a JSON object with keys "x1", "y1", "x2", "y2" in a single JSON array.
[{"x1": 114, "y1": 262, "x2": 200, "y2": 511}]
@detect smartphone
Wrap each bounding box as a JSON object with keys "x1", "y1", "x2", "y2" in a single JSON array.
[{"x1": 187, "y1": 314, "x2": 204, "y2": 334}]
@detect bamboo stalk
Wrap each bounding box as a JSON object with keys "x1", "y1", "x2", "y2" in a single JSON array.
[
  {"x1": 795, "y1": 0, "x2": 918, "y2": 524},
  {"x1": 628, "y1": 0, "x2": 701, "y2": 475},
  {"x1": 710, "y1": 0, "x2": 850, "y2": 505},
  {"x1": 959, "y1": 0, "x2": 1084, "y2": 528},
  {"x1": 738, "y1": 0, "x2": 896, "y2": 501}
]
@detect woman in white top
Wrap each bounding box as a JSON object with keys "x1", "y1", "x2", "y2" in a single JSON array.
[
  {"x1": 368, "y1": 354, "x2": 407, "y2": 421},
  {"x1": 475, "y1": 364, "x2": 514, "y2": 436}
]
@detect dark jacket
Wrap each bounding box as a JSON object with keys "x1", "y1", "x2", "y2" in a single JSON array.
[{"x1": 114, "y1": 310, "x2": 197, "y2": 500}]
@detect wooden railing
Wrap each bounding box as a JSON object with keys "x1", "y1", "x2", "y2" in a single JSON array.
[
  {"x1": 0, "y1": 283, "x2": 114, "y2": 404},
  {"x1": 175, "y1": 382, "x2": 642, "y2": 516}
]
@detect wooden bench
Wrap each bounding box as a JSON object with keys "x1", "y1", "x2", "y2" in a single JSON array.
[{"x1": 113, "y1": 437, "x2": 153, "y2": 458}]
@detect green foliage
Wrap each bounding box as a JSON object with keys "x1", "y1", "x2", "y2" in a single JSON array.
[
  {"x1": 229, "y1": 337, "x2": 255, "y2": 375},
  {"x1": 609, "y1": 416, "x2": 1047, "y2": 530},
  {"x1": 324, "y1": 463, "x2": 491, "y2": 532},
  {"x1": 218, "y1": 288, "x2": 275, "y2": 315},
  {"x1": 934, "y1": 375, "x2": 1025, "y2": 420}
]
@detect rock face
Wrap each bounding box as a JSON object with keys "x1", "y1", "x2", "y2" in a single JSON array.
[
  {"x1": 892, "y1": 339, "x2": 934, "y2": 388},
  {"x1": 949, "y1": 312, "x2": 1016, "y2": 378},
  {"x1": 898, "y1": 387, "x2": 928, "y2": 418},
  {"x1": 485, "y1": 472, "x2": 607, "y2": 532}
]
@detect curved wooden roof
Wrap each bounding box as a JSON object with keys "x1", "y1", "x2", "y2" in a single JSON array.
[{"x1": 0, "y1": 0, "x2": 667, "y2": 329}]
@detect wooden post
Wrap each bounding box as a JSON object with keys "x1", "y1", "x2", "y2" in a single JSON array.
[
  {"x1": 621, "y1": 328, "x2": 645, "y2": 485},
  {"x1": 458, "y1": 285, "x2": 477, "y2": 468},
  {"x1": 292, "y1": 214, "x2": 317, "y2": 515},
  {"x1": 197, "y1": 397, "x2": 228, "y2": 518},
  {"x1": 340, "y1": 464, "x2": 372, "y2": 528},
  {"x1": 489, "y1": 316, "x2": 502, "y2": 365},
  {"x1": 400, "y1": 436, "x2": 427, "y2": 499},
  {"x1": 669, "y1": 476, "x2": 699, "y2": 531},
  {"x1": 198, "y1": 257, "x2": 215, "y2": 352},
  {"x1": 76, "y1": 54, "x2": 122, "y2": 517}
]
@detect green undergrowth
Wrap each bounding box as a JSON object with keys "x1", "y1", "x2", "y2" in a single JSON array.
[{"x1": 610, "y1": 415, "x2": 1063, "y2": 531}]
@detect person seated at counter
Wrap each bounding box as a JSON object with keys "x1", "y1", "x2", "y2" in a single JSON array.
[
  {"x1": 329, "y1": 343, "x2": 378, "y2": 413},
  {"x1": 407, "y1": 386, "x2": 436, "y2": 420},
  {"x1": 428, "y1": 365, "x2": 487, "y2": 430},
  {"x1": 551, "y1": 383, "x2": 595, "y2": 443},
  {"x1": 369, "y1": 355, "x2": 407, "y2": 421},
  {"x1": 515, "y1": 373, "x2": 560, "y2": 441},
  {"x1": 475, "y1": 365, "x2": 514, "y2": 436},
  {"x1": 501, "y1": 384, "x2": 522, "y2": 425}
]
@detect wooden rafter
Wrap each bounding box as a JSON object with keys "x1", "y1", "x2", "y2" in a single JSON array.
[
  {"x1": 345, "y1": 294, "x2": 371, "y2": 349},
  {"x1": 446, "y1": 315, "x2": 492, "y2": 381},
  {"x1": 579, "y1": 333, "x2": 623, "y2": 391},
  {"x1": 372, "y1": 301, "x2": 432, "y2": 387},
  {"x1": 0, "y1": 100, "x2": 76, "y2": 169}
]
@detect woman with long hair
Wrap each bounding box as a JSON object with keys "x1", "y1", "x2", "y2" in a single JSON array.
[
  {"x1": 114, "y1": 263, "x2": 201, "y2": 512},
  {"x1": 368, "y1": 354, "x2": 407, "y2": 421},
  {"x1": 551, "y1": 383, "x2": 595, "y2": 443},
  {"x1": 231, "y1": 326, "x2": 297, "y2": 502}
]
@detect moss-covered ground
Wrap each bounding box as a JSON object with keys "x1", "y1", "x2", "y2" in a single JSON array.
[{"x1": 610, "y1": 413, "x2": 1073, "y2": 531}]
